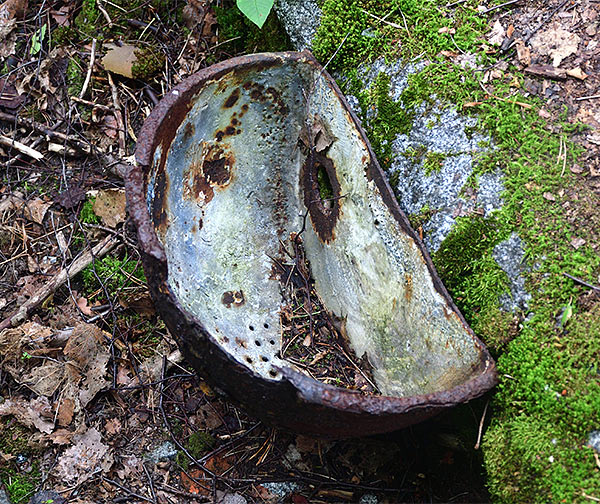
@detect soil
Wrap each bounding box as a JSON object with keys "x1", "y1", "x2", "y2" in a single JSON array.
[{"x1": 0, "y1": 0, "x2": 598, "y2": 503}]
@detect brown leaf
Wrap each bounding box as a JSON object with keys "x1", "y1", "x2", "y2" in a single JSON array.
[
  {"x1": 57, "y1": 397, "x2": 75, "y2": 426},
  {"x1": 0, "y1": 396, "x2": 54, "y2": 433},
  {"x1": 530, "y1": 24, "x2": 581, "y2": 67},
  {"x1": 524, "y1": 65, "x2": 566, "y2": 81},
  {"x1": 515, "y1": 39, "x2": 531, "y2": 66},
  {"x1": 92, "y1": 188, "x2": 126, "y2": 228},
  {"x1": 566, "y1": 67, "x2": 588, "y2": 80},
  {"x1": 101, "y1": 44, "x2": 137, "y2": 78},
  {"x1": 101, "y1": 114, "x2": 118, "y2": 139},
  {"x1": 21, "y1": 361, "x2": 65, "y2": 396},
  {"x1": 76, "y1": 296, "x2": 94, "y2": 316},
  {"x1": 196, "y1": 404, "x2": 223, "y2": 429},
  {"x1": 438, "y1": 26, "x2": 455, "y2": 35},
  {"x1": 104, "y1": 417, "x2": 121, "y2": 435},
  {"x1": 23, "y1": 197, "x2": 51, "y2": 224}
]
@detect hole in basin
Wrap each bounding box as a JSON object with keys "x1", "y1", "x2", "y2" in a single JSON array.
[
  {"x1": 254, "y1": 340, "x2": 262, "y2": 346},
  {"x1": 317, "y1": 162, "x2": 334, "y2": 210},
  {"x1": 249, "y1": 325, "x2": 255, "y2": 331}
]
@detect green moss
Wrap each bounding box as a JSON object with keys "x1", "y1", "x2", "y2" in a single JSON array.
[
  {"x1": 79, "y1": 198, "x2": 99, "y2": 224},
  {"x1": 0, "y1": 466, "x2": 39, "y2": 504},
  {"x1": 353, "y1": 71, "x2": 414, "y2": 170},
  {"x1": 131, "y1": 46, "x2": 165, "y2": 81},
  {"x1": 407, "y1": 203, "x2": 434, "y2": 231},
  {"x1": 74, "y1": 0, "x2": 101, "y2": 38},
  {"x1": 423, "y1": 151, "x2": 446, "y2": 175},
  {"x1": 187, "y1": 431, "x2": 216, "y2": 458},
  {"x1": 433, "y1": 216, "x2": 509, "y2": 323},
  {"x1": 82, "y1": 254, "x2": 146, "y2": 294},
  {"x1": 215, "y1": 5, "x2": 290, "y2": 53},
  {"x1": 0, "y1": 422, "x2": 42, "y2": 504}
]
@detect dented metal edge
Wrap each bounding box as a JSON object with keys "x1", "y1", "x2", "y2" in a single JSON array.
[{"x1": 127, "y1": 51, "x2": 498, "y2": 427}]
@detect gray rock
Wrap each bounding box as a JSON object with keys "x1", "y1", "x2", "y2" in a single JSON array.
[
  {"x1": 0, "y1": 489, "x2": 10, "y2": 504},
  {"x1": 588, "y1": 431, "x2": 600, "y2": 453},
  {"x1": 360, "y1": 61, "x2": 502, "y2": 251},
  {"x1": 359, "y1": 494, "x2": 379, "y2": 504},
  {"x1": 274, "y1": 0, "x2": 321, "y2": 50},
  {"x1": 146, "y1": 441, "x2": 178, "y2": 463},
  {"x1": 262, "y1": 481, "x2": 302, "y2": 498},
  {"x1": 492, "y1": 233, "x2": 531, "y2": 311}
]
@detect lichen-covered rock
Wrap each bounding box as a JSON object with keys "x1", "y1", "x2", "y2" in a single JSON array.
[
  {"x1": 274, "y1": 0, "x2": 321, "y2": 50},
  {"x1": 492, "y1": 233, "x2": 531, "y2": 311}
]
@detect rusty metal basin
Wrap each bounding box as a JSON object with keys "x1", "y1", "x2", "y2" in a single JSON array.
[{"x1": 127, "y1": 51, "x2": 497, "y2": 439}]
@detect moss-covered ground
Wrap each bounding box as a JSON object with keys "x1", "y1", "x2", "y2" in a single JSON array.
[{"x1": 314, "y1": 0, "x2": 600, "y2": 501}]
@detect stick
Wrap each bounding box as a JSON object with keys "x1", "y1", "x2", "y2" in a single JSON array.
[
  {"x1": 79, "y1": 38, "x2": 97, "y2": 99},
  {"x1": 0, "y1": 111, "x2": 91, "y2": 152},
  {"x1": 474, "y1": 400, "x2": 489, "y2": 449},
  {"x1": 0, "y1": 235, "x2": 118, "y2": 330},
  {"x1": 563, "y1": 273, "x2": 600, "y2": 292},
  {"x1": 0, "y1": 135, "x2": 44, "y2": 160},
  {"x1": 479, "y1": 0, "x2": 520, "y2": 14},
  {"x1": 108, "y1": 73, "x2": 126, "y2": 157},
  {"x1": 575, "y1": 94, "x2": 600, "y2": 101}
]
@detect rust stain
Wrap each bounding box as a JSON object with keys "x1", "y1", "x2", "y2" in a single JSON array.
[
  {"x1": 184, "y1": 143, "x2": 234, "y2": 205},
  {"x1": 235, "y1": 337, "x2": 248, "y2": 349},
  {"x1": 222, "y1": 290, "x2": 245, "y2": 308},
  {"x1": 223, "y1": 88, "x2": 240, "y2": 108},
  {"x1": 151, "y1": 169, "x2": 169, "y2": 235},
  {"x1": 183, "y1": 121, "x2": 195, "y2": 141},
  {"x1": 302, "y1": 153, "x2": 341, "y2": 244},
  {"x1": 404, "y1": 274, "x2": 413, "y2": 302}
]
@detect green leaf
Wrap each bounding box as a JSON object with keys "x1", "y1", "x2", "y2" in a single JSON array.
[
  {"x1": 30, "y1": 23, "x2": 47, "y2": 55},
  {"x1": 560, "y1": 300, "x2": 573, "y2": 327},
  {"x1": 236, "y1": 0, "x2": 274, "y2": 29}
]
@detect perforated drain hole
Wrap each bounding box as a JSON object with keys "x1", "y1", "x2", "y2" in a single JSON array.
[
  {"x1": 254, "y1": 340, "x2": 262, "y2": 346},
  {"x1": 245, "y1": 356, "x2": 253, "y2": 364},
  {"x1": 260, "y1": 356, "x2": 269, "y2": 362},
  {"x1": 269, "y1": 370, "x2": 278, "y2": 378},
  {"x1": 249, "y1": 325, "x2": 255, "y2": 331},
  {"x1": 317, "y1": 162, "x2": 334, "y2": 210},
  {"x1": 269, "y1": 339, "x2": 276, "y2": 345},
  {"x1": 263, "y1": 322, "x2": 269, "y2": 329}
]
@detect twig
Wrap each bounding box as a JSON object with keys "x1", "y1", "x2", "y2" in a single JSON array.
[
  {"x1": 97, "y1": 0, "x2": 113, "y2": 27},
  {"x1": 360, "y1": 9, "x2": 402, "y2": 29},
  {"x1": 69, "y1": 95, "x2": 112, "y2": 111},
  {"x1": 575, "y1": 94, "x2": 600, "y2": 101},
  {"x1": 107, "y1": 72, "x2": 126, "y2": 157},
  {"x1": 0, "y1": 111, "x2": 91, "y2": 152},
  {"x1": 322, "y1": 32, "x2": 351, "y2": 72},
  {"x1": 474, "y1": 400, "x2": 489, "y2": 450},
  {"x1": 0, "y1": 234, "x2": 118, "y2": 330},
  {"x1": 563, "y1": 273, "x2": 600, "y2": 292},
  {"x1": 0, "y1": 135, "x2": 44, "y2": 160},
  {"x1": 446, "y1": 0, "x2": 467, "y2": 7},
  {"x1": 79, "y1": 38, "x2": 97, "y2": 99},
  {"x1": 582, "y1": 492, "x2": 600, "y2": 503},
  {"x1": 142, "y1": 463, "x2": 157, "y2": 504},
  {"x1": 478, "y1": 0, "x2": 521, "y2": 14},
  {"x1": 102, "y1": 477, "x2": 153, "y2": 503}
]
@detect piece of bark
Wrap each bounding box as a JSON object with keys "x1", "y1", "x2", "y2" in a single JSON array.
[{"x1": 524, "y1": 64, "x2": 567, "y2": 80}]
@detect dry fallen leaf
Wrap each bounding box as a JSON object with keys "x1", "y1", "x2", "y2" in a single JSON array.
[
  {"x1": 0, "y1": 0, "x2": 28, "y2": 57},
  {"x1": 55, "y1": 427, "x2": 113, "y2": 485},
  {"x1": 566, "y1": 67, "x2": 588, "y2": 80},
  {"x1": 438, "y1": 26, "x2": 456, "y2": 35},
  {"x1": 23, "y1": 197, "x2": 51, "y2": 224},
  {"x1": 0, "y1": 396, "x2": 54, "y2": 433},
  {"x1": 104, "y1": 417, "x2": 122, "y2": 435},
  {"x1": 487, "y1": 20, "x2": 505, "y2": 46},
  {"x1": 530, "y1": 24, "x2": 581, "y2": 67},
  {"x1": 543, "y1": 192, "x2": 556, "y2": 201},
  {"x1": 571, "y1": 237, "x2": 586, "y2": 249},
  {"x1": 515, "y1": 39, "x2": 531, "y2": 66},
  {"x1": 101, "y1": 43, "x2": 137, "y2": 78},
  {"x1": 92, "y1": 188, "x2": 126, "y2": 228}
]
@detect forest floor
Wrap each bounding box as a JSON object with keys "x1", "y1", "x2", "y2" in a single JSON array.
[{"x1": 0, "y1": 0, "x2": 599, "y2": 503}]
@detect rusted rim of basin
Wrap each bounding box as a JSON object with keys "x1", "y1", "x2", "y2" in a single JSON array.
[{"x1": 128, "y1": 50, "x2": 498, "y2": 418}]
